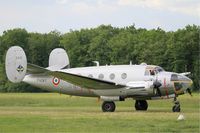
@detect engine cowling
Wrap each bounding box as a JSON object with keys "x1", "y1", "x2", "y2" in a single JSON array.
[{"x1": 126, "y1": 81, "x2": 158, "y2": 96}]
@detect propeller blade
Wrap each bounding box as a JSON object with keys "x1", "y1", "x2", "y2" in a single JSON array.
[
  {"x1": 186, "y1": 88, "x2": 192, "y2": 96},
  {"x1": 153, "y1": 80, "x2": 162, "y2": 97}
]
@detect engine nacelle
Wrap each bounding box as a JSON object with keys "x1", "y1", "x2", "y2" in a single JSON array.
[
  {"x1": 126, "y1": 81, "x2": 154, "y2": 89},
  {"x1": 126, "y1": 81, "x2": 157, "y2": 96}
]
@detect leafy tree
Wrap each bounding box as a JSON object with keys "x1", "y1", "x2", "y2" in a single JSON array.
[{"x1": 0, "y1": 25, "x2": 199, "y2": 92}]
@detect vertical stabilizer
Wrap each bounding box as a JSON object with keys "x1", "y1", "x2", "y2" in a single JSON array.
[
  {"x1": 5, "y1": 46, "x2": 27, "y2": 83},
  {"x1": 49, "y1": 48, "x2": 69, "y2": 70}
]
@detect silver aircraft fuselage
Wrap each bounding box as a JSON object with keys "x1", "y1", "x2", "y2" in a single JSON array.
[{"x1": 23, "y1": 65, "x2": 193, "y2": 100}]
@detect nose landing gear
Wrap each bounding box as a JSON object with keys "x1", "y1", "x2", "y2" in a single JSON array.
[{"x1": 172, "y1": 97, "x2": 181, "y2": 112}]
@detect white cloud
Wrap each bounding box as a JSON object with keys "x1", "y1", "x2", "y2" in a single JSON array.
[
  {"x1": 68, "y1": 1, "x2": 117, "y2": 15},
  {"x1": 118, "y1": 0, "x2": 163, "y2": 8},
  {"x1": 0, "y1": 0, "x2": 198, "y2": 34},
  {"x1": 117, "y1": 0, "x2": 200, "y2": 17},
  {"x1": 56, "y1": 0, "x2": 68, "y2": 4}
]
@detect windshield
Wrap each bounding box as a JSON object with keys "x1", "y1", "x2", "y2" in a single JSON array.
[
  {"x1": 171, "y1": 74, "x2": 191, "y2": 81},
  {"x1": 144, "y1": 66, "x2": 165, "y2": 76},
  {"x1": 177, "y1": 75, "x2": 191, "y2": 81},
  {"x1": 155, "y1": 67, "x2": 165, "y2": 73}
]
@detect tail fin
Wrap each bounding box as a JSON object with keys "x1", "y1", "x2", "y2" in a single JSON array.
[
  {"x1": 48, "y1": 48, "x2": 69, "y2": 70},
  {"x1": 5, "y1": 46, "x2": 27, "y2": 83}
]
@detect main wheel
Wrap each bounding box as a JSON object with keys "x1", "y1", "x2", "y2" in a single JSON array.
[
  {"x1": 102, "y1": 101, "x2": 116, "y2": 112},
  {"x1": 135, "y1": 100, "x2": 148, "y2": 111}
]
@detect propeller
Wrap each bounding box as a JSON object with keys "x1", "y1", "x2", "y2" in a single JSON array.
[
  {"x1": 153, "y1": 80, "x2": 162, "y2": 96},
  {"x1": 186, "y1": 88, "x2": 193, "y2": 96}
]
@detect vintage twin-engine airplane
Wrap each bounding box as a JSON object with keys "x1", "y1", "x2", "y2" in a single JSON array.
[{"x1": 5, "y1": 46, "x2": 193, "y2": 112}]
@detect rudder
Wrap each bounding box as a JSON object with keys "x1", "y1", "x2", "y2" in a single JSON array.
[
  {"x1": 5, "y1": 46, "x2": 27, "y2": 83},
  {"x1": 49, "y1": 48, "x2": 69, "y2": 69}
]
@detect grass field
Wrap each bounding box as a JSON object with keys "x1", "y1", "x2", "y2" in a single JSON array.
[{"x1": 0, "y1": 93, "x2": 199, "y2": 133}]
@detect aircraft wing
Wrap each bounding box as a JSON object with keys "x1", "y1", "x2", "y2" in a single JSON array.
[
  {"x1": 49, "y1": 71, "x2": 125, "y2": 90},
  {"x1": 27, "y1": 63, "x2": 125, "y2": 90}
]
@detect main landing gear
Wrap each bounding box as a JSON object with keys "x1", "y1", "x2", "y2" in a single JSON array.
[
  {"x1": 101, "y1": 99, "x2": 180, "y2": 112},
  {"x1": 102, "y1": 101, "x2": 116, "y2": 112},
  {"x1": 135, "y1": 100, "x2": 148, "y2": 111},
  {"x1": 172, "y1": 97, "x2": 181, "y2": 112},
  {"x1": 101, "y1": 100, "x2": 149, "y2": 112}
]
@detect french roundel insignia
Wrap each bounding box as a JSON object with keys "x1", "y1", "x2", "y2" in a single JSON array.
[{"x1": 52, "y1": 77, "x2": 60, "y2": 86}]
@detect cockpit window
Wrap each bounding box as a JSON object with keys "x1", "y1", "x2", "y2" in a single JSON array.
[
  {"x1": 171, "y1": 74, "x2": 178, "y2": 81},
  {"x1": 150, "y1": 70, "x2": 155, "y2": 75},
  {"x1": 144, "y1": 66, "x2": 165, "y2": 76},
  {"x1": 155, "y1": 67, "x2": 165, "y2": 73},
  {"x1": 171, "y1": 74, "x2": 191, "y2": 81},
  {"x1": 177, "y1": 75, "x2": 191, "y2": 81}
]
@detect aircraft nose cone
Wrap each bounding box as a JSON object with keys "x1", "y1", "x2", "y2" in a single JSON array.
[
  {"x1": 184, "y1": 76, "x2": 193, "y2": 86},
  {"x1": 189, "y1": 79, "x2": 193, "y2": 88},
  {"x1": 190, "y1": 79, "x2": 193, "y2": 86}
]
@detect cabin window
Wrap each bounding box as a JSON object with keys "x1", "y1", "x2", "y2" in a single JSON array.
[
  {"x1": 109, "y1": 73, "x2": 115, "y2": 80},
  {"x1": 121, "y1": 73, "x2": 127, "y2": 79},
  {"x1": 98, "y1": 74, "x2": 104, "y2": 79},
  {"x1": 88, "y1": 74, "x2": 93, "y2": 78}
]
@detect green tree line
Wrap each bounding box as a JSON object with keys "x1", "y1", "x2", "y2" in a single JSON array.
[{"x1": 0, "y1": 25, "x2": 199, "y2": 92}]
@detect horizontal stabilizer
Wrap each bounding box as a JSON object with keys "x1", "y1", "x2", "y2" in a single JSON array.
[{"x1": 27, "y1": 63, "x2": 48, "y2": 74}]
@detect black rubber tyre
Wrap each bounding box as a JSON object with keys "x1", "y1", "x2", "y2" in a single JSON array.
[
  {"x1": 102, "y1": 101, "x2": 116, "y2": 112},
  {"x1": 172, "y1": 105, "x2": 181, "y2": 112},
  {"x1": 135, "y1": 100, "x2": 148, "y2": 111}
]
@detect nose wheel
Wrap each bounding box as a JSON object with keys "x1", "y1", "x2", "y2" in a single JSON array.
[{"x1": 172, "y1": 97, "x2": 181, "y2": 112}]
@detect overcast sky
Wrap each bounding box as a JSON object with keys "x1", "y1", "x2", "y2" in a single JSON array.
[{"x1": 0, "y1": 0, "x2": 199, "y2": 34}]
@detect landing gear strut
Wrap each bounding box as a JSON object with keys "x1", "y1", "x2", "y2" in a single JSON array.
[
  {"x1": 102, "y1": 101, "x2": 116, "y2": 112},
  {"x1": 135, "y1": 100, "x2": 148, "y2": 111},
  {"x1": 172, "y1": 97, "x2": 181, "y2": 112}
]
